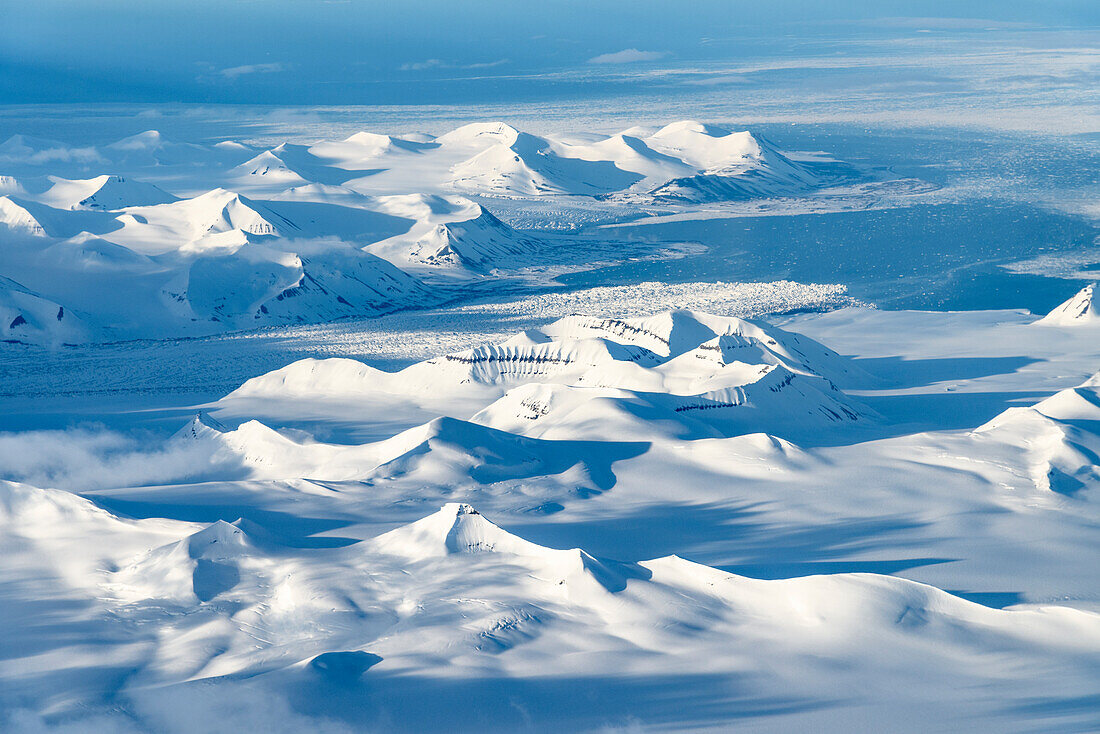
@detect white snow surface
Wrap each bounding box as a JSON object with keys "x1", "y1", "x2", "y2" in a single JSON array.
[
  {"x1": 1, "y1": 120, "x2": 1099, "y2": 733},
  {"x1": 1037, "y1": 282, "x2": 1100, "y2": 325},
  {"x1": 0, "y1": 121, "x2": 860, "y2": 344},
  {"x1": 3, "y1": 304, "x2": 1100, "y2": 732}
]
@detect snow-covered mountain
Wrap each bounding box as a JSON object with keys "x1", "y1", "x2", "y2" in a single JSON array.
[
  {"x1": 3, "y1": 111, "x2": 1099, "y2": 734},
  {"x1": 0, "y1": 275, "x2": 85, "y2": 345},
  {"x1": 175, "y1": 411, "x2": 640, "y2": 490},
  {"x1": 0, "y1": 122, "x2": 866, "y2": 343},
  {"x1": 975, "y1": 371, "x2": 1100, "y2": 496},
  {"x1": 226, "y1": 310, "x2": 873, "y2": 443},
  {"x1": 6, "y1": 298, "x2": 1100, "y2": 731},
  {"x1": 316, "y1": 119, "x2": 841, "y2": 201},
  {"x1": 1037, "y1": 282, "x2": 1100, "y2": 325},
  {"x1": 0, "y1": 173, "x2": 177, "y2": 211},
  {"x1": 366, "y1": 194, "x2": 542, "y2": 274},
  {"x1": 448, "y1": 126, "x2": 644, "y2": 195},
  {"x1": 1, "y1": 122, "x2": 848, "y2": 205},
  {"x1": 4, "y1": 484, "x2": 1098, "y2": 730}
]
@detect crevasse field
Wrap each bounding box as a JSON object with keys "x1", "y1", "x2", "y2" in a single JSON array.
[{"x1": 1, "y1": 3, "x2": 1099, "y2": 733}]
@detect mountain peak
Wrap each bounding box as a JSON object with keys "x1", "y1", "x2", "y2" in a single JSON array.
[
  {"x1": 176, "y1": 412, "x2": 230, "y2": 440},
  {"x1": 1038, "y1": 283, "x2": 1099, "y2": 325},
  {"x1": 108, "y1": 130, "x2": 164, "y2": 151},
  {"x1": 184, "y1": 519, "x2": 250, "y2": 560},
  {"x1": 650, "y1": 120, "x2": 730, "y2": 138},
  {"x1": 437, "y1": 122, "x2": 521, "y2": 148},
  {"x1": 368, "y1": 503, "x2": 555, "y2": 560}
]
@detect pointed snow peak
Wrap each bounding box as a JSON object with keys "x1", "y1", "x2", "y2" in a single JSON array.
[
  {"x1": 449, "y1": 502, "x2": 479, "y2": 517},
  {"x1": 368, "y1": 502, "x2": 555, "y2": 560},
  {"x1": 175, "y1": 412, "x2": 229, "y2": 440},
  {"x1": 185, "y1": 519, "x2": 250, "y2": 560},
  {"x1": 233, "y1": 149, "x2": 305, "y2": 182},
  {"x1": 1038, "y1": 283, "x2": 1099, "y2": 325},
  {"x1": 195, "y1": 411, "x2": 229, "y2": 431},
  {"x1": 244, "y1": 149, "x2": 287, "y2": 165},
  {"x1": 0, "y1": 134, "x2": 30, "y2": 149}
]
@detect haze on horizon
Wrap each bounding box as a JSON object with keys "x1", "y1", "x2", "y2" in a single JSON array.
[{"x1": 3, "y1": 0, "x2": 1098, "y2": 106}]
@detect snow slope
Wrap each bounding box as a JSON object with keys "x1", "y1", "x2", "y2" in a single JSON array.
[
  {"x1": 226, "y1": 310, "x2": 872, "y2": 443},
  {"x1": 975, "y1": 371, "x2": 1100, "y2": 496},
  {"x1": 3, "y1": 304, "x2": 1100, "y2": 731},
  {"x1": 2, "y1": 490, "x2": 1098, "y2": 732},
  {"x1": 3, "y1": 120, "x2": 1097, "y2": 733},
  {"x1": 0, "y1": 122, "x2": 865, "y2": 344},
  {"x1": 365, "y1": 194, "x2": 543, "y2": 274},
  {"x1": 0, "y1": 275, "x2": 84, "y2": 345},
  {"x1": 1037, "y1": 282, "x2": 1100, "y2": 325}
]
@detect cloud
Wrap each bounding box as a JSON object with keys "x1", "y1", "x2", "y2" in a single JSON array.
[
  {"x1": 400, "y1": 58, "x2": 445, "y2": 71},
  {"x1": 0, "y1": 145, "x2": 104, "y2": 166},
  {"x1": 4, "y1": 681, "x2": 358, "y2": 734},
  {"x1": 463, "y1": 59, "x2": 510, "y2": 70},
  {"x1": 3, "y1": 710, "x2": 143, "y2": 734},
  {"x1": 0, "y1": 425, "x2": 245, "y2": 490},
  {"x1": 867, "y1": 17, "x2": 1036, "y2": 31},
  {"x1": 261, "y1": 107, "x2": 325, "y2": 125},
  {"x1": 219, "y1": 63, "x2": 287, "y2": 80},
  {"x1": 132, "y1": 683, "x2": 359, "y2": 734},
  {"x1": 399, "y1": 58, "x2": 510, "y2": 71},
  {"x1": 587, "y1": 49, "x2": 667, "y2": 65}
]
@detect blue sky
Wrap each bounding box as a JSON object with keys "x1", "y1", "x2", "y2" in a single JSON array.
[{"x1": 3, "y1": 1, "x2": 1098, "y2": 105}]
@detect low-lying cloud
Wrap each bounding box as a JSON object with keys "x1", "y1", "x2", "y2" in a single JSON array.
[
  {"x1": 0, "y1": 425, "x2": 243, "y2": 491},
  {"x1": 587, "y1": 49, "x2": 667, "y2": 65},
  {"x1": 219, "y1": 62, "x2": 288, "y2": 80},
  {"x1": 6, "y1": 681, "x2": 358, "y2": 734},
  {"x1": 399, "y1": 58, "x2": 509, "y2": 71}
]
